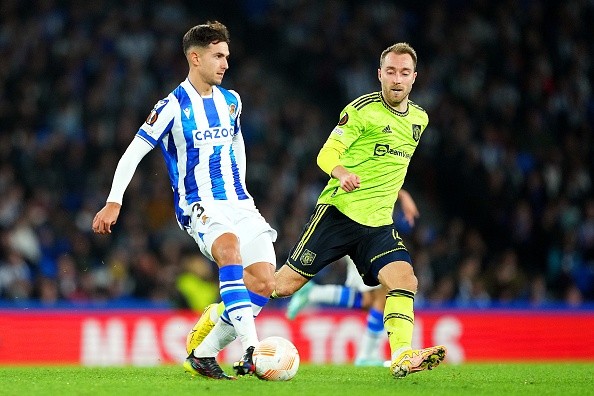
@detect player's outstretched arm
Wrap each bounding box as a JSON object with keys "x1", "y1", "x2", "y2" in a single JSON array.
[
  {"x1": 92, "y1": 136, "x2": 151, "y2": 234},
  {"x1": 397, "y1": 189, "x2": 419, "y2": 226}
]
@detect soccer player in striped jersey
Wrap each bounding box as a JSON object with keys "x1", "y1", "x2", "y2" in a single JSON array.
[
  {"x1": 92, "y1": 21, "x2": 276, "y2": 380},
  {"x1": 274, "y1": 42, "x2": 447, "y2": 378}
]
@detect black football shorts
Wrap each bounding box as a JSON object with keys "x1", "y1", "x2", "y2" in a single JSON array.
[{"x1": 285, "y1": 204, "x2": 411, "y2": 286}]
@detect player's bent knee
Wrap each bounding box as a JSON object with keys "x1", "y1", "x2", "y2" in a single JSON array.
[
  {"x1": 378, "y1": 261, "x2": 418, "y2": 292},
  {"x1": 244, "y1": 262, "x2": 276, "y2": 296},
  {"x1": 247, "y1": 276, "x2": 275, "y2": 297},
  {"x1": 211, "y1": 234, "x2": 242, "y2": 265}
]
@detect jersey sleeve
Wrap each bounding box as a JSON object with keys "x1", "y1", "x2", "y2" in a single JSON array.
[
  {"x1": 106, "y1": 136, "x2": 152, "y2": 205},
  {"x1": 136, "y1": 95, "x2": 177, "y2": 147},
  {"x1": 317, "y1": 138, "x2": 347, "y2": 176},
  {"x1": 316, "y1": 105, "x2": 365, "y2": 175},
  {"x1": 326, "y1": 105, "x2": 365, "y2": 148}
]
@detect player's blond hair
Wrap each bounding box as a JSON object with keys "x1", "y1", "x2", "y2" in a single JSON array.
[{"x1": 380, "y1": 42, "x2": 417, "y2": 70}]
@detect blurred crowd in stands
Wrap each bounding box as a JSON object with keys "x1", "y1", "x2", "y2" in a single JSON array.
[{"x1": 0, "y1": 0, "x2": 592, "y2": 310}]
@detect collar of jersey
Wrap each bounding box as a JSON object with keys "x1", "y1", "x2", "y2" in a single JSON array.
[{"x1": 380, "y1": 92, "x2": 409, "y2": 117}]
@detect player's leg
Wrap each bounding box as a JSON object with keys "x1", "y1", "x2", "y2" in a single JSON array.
[
  {"x1": 231, "y1": 233, "x2": 276, "y2": 375},
  {"x1": 273, "y1": 205, "x2": 355, "y2": 298},
  {"x1": 192, "y1": 261, "x2": 275, "y2": 376},
  {"x1": 210, "y1": 233, "x2": 259, "y2": 351},
  {"x1": 186, "y1": 260, "x2": 263, "y2": 357},
  {"x1": 378, "y1": 261, "x2": 446, "y2": 378},
  {"x1": 272, "y1": 263, "x2": 310, "y2": 297},
  {"x1": 342, "y1": 256, "x2": 387, "y2": 366},
  {"x1": 355, "y1": 227, "x2": 446, "y2": 378},
  {"x1": 184, "y1": 202, "x2": 265, "y2": 379},
  {"x1": 286, "y1": 282, "x2": 364, "y2": 320},
  {"x1": 193, "y1": 224, "x2": 277, "y2": 376},
  {"x1": 355, "y1": 287, "x2": 387, "y2": 366},
  {"x1": 185, "y1": 232, "x2": 255, "y2": 379},
  {"x1": 286, "y1": 256, "x2": 367, "y2": 320},
  {"x1": 185, "y1": 302, "x2": 224, "y2": 354}
]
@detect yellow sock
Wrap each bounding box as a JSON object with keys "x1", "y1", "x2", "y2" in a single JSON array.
[
  {"x1": 384, "y1": 289, "x2": 415, "y2": 354},
  {"x1": 216, "y1": 301, "x2": 225, "y2": 317}
]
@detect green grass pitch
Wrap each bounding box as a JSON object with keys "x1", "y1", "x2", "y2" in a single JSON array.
[{"x1": 1, "y1": 363, "x2": 593, "y2": 396}]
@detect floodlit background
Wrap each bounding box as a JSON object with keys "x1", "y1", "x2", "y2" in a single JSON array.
[{"x1": 0, "y1": 0, "x2": 593, "y2": 365}]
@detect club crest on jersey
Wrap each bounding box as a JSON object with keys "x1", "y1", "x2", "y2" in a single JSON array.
[
  {"x1": 338, "y1": 112, "x2": 349, "y2": 126},
  {"x1": 412, "y1": 124, "x2": 421, "y2": 141},
  {"x1": 300, "y1": 249, "x2": 316, "y2": 266},
  {"x1": 229, "y1": 103, "x2": 237, "y2": 116}
]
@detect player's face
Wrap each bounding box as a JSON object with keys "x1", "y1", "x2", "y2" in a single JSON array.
[
  {"x1": 378, "y1": 52, "x2": 417, "y2": 111},
  {"x1": 196, "y1": 41, "x2": 229, "y2": 86}
]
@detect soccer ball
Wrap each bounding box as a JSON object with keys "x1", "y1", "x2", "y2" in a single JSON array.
[{"x1": 252, "y1": 336, "x2": 300, "y2": 381}]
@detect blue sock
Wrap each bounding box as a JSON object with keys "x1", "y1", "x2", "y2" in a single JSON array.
[
  {"x1": 221, "y1": 287, "x2": 270, "y2": 323},
  {"x1": 248, "y1": 290, "x2": 269, "y2": 317},
  {"x1": 218, "y1": 264, "x2": 258, "y2": 349},
  {"x1": 367, "y1": 307, "x2": 384, "y2": 334},
  {"x1": 338, "y1": 286, "x2": 363, "y2": 308}
]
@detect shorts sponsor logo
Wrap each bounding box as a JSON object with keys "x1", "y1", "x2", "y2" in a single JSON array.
[{"x1": 300, "y1": 249, "x2": 316, "y2": 266}]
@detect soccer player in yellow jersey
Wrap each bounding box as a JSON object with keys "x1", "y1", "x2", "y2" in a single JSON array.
[{"x1": 273, "y1": 42, "x2": 447, "y2": 378}]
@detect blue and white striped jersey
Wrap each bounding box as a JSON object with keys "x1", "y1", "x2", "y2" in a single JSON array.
[{"x1": 136, "y1": 79, "x2": 252, "y2": 229}]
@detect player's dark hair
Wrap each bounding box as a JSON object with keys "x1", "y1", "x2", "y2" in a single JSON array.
[
  {"x1": 183, "y1": 21, "x2": 230, "y2": 54},
  {"x1": 380, "y1": 42, "x2": 417, "y2": 70}
]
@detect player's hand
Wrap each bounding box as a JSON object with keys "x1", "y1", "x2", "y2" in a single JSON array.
[
  {"x1": 338, "y1": 172, "x2": 360, "y2": 192},
  {"x1": 398, "y1": 189, "x2": 419, "y2": 226},
  {"x1": 92, "y1": 202, "x2": 122, "y2": 234},
  {"x1": 331, "y1": 165, "x2": 360, "y2": 192}
]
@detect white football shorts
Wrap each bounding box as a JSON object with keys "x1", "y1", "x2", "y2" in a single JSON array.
[{"x1": 187, "y1": 200, "x2": 277, "y2": 267}]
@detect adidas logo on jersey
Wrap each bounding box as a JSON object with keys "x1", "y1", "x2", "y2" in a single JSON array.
[{"x1": 382, "y1": 125, "x2": 392, "y2": 133}]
